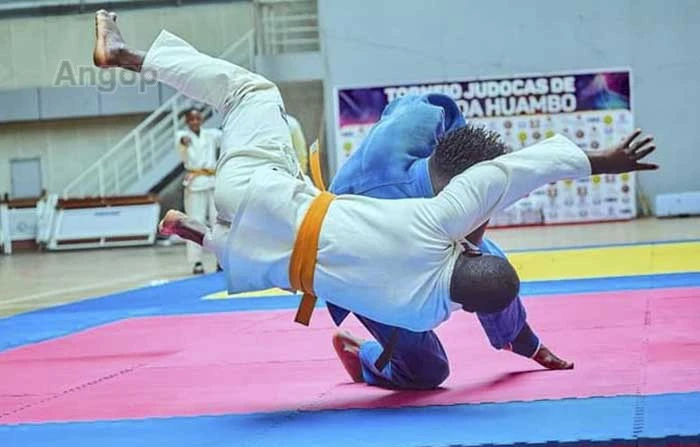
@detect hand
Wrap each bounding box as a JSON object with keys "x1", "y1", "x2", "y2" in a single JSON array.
[
  {"x1": 180, "y1": 136, "x2": 192, "y2": 146},
  {"x1": 588, "y1": 129, "x2": 658, "y2": 174}
]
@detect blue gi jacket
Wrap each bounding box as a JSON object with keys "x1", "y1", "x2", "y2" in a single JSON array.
[{"x1": 327, "y1": 93, "x2": 466, "y2": 325}]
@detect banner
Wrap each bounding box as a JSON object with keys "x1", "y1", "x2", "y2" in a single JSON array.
[{"x1": 335, "y1": 69, "x2": 635, "y2": 225}]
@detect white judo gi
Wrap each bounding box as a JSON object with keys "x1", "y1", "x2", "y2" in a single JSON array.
[
  {"x1": 176, "y1": 127, "x2": 221, "y2": 264},
  {"x1": 143, "y1": 30, "x2": 591, "y2": 332}
]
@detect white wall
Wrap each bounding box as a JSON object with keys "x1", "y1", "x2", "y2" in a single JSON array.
[
  {"x1": 318, "y1": 0, "x2": 700, "y2": 200},
  {"x1": 0, "y1": 115, "x2": 145, "y2": 195}
]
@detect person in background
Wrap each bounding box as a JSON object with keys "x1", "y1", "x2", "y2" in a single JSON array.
[{"x1": 176, "y1": 108, "x2": 221, "y2": 274}]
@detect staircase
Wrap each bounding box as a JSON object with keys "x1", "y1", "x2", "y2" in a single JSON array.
[
  {"x1": 255, "y1": 0, "x2": 319, "y2": 55},
  {"x1": 61, "y1": 30, "x2": 255, "y2": 199}
]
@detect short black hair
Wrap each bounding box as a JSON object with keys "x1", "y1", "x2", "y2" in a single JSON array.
[
  {"x1": 432, "y1": 124, "x2": 510, "y2": 180},
  {"x1": 181, "y1": 107, "x2": 202, "y2": 119},
  {"x1": 450, "y1": 253, "x2": 520, "y2": 314}
]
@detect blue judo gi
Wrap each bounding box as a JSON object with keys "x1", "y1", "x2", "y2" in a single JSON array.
[{"x1": 328, "y1": 93, "x2": 540, "y2": 389}]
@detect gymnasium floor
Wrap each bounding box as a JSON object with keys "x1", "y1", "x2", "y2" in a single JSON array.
[{"x1": 1, "y1": 218, "x2": 699, "y2": 446}]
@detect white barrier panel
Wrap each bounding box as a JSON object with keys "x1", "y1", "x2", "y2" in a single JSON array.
[
  {"x1": 8, "y1": 207, "x2": 38, "y2": 241},
  {"x1": 656, "y1": 191, "x2": 700, "y2": 217},
  {"x1": 48, "y1": 203, "x2": 160, "y2": 250},
  {"x1": 0, "y1": 203, "x2": 39, "y2": 255}
]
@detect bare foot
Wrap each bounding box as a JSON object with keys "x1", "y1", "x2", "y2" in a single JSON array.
[
  {"x1": 332, "y1": 331, "x2": 365, "y2": 383},
  {"x1": 533, "y1": 345, "x2": 574, "y2": 370},
  {"x1": 93, "y1": 10, "x2": 126, "y2": 67},
  {"x1": 158, "y1": 209, "x2": 207, "y2": 246},
  {"x1": 159, "y1": 209, "x2": 187, "y2": 236}
]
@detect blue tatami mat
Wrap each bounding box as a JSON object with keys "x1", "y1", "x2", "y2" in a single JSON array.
[{"x1": 1, "y1": 393, "x2": 698, "y2": 447}]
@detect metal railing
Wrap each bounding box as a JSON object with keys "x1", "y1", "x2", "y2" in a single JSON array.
[
  {"x1": 255, "y1": 0, "x2": 319, "y2": 54},
  {"x1": 62, "y1": 29, "x2": 255, "y2": 199}
]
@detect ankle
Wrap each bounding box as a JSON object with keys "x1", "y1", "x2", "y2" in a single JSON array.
[
  {"x1": 175, "y1": 219, "x2": 205, "y2": 246},
  {"x1": 117, "y1": 48, "x2": 144, "y2": 72}
]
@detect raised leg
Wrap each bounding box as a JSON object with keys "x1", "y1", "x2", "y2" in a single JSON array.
[
  {"x1": 138, "y1": 26, "x2": 300, "y2": 221},
  {"x1": 93, "y1": 11, "x2": 296, "y2": 173},
  {"x1": 95, "y1": 10, "x2": 307, "y2": 237}
]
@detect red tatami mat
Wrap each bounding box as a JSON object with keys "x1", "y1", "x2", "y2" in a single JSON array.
[{"x1": 1, "y1": 287, "x2": 698, "y2": 423}]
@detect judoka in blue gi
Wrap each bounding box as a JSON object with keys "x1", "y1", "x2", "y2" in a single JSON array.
[{"x1": 328, "y1": 94, "x2": 573, "y2": 389}]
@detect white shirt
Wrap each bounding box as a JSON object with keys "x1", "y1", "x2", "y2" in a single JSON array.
[
  {"x1": 211, "y1": 135, "x2": 591, "y2": 331},
  {"x1": 176, "y1": 128, "x2": 222, "y2": 191}
]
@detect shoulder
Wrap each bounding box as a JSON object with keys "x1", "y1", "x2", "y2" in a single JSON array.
[{"x1": 359, "y1": 94, "x2": 448, "y2": 164}]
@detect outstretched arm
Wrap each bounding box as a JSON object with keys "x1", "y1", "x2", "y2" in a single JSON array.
[
  {"x1": 429, "y1": 130, "x2": 656, "y2": 241},
  {"x1": 176, "y1": 132, "x2": 191, "y2": 163}
]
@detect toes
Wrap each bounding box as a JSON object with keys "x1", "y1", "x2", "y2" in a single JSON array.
[{"x1": 95, "y1": 10, "x2": 117, "y2": 22}]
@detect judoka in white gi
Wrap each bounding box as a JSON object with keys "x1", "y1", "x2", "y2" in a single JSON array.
[
  {"x1": 93, "y1": 10, "x2": 658, "y2": 333},
  {"x1": 176, "y1": 108, "x2": 221, "y2": 274}
]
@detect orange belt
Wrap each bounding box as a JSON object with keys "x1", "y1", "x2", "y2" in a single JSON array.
[
  {"x1": 301, "y1": 125, "x2": 396, "y2": 370},
  {"x1": 289, "y1": 191, "x2": 336, "y2": 325},
  {"x1": 309, "y1": 140, "x2": 326, "y2": 191},
  {"x1": 291, "y1": 132, "x2": 331, "y2": 326},
  {"x1": 187, "y1": 168, "x2": 216, "y2": 177}
]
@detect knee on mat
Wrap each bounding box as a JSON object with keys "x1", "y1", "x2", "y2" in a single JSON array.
[
  {"x1": 405, "y1": 356, "x2": 450, "y2": 389},
  {"x1": 449, "y1": 254, "x2": 520, "y2": 314}
]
